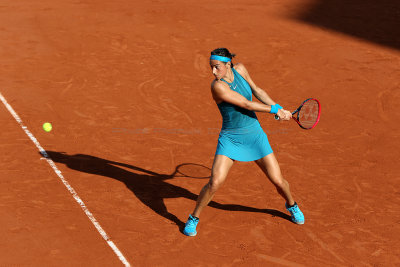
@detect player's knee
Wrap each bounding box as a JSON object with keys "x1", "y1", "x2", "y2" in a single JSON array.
[
  {"x1": 274, "y1": 178, "x2": 288, "y2": 190},
  {"x1": 209, "y1": 177, "x2": 224, "y2": 193}
]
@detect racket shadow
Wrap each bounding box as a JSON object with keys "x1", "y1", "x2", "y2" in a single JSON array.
[{"x1": 44, "y1": 151, "x2": 292, "y2": 230}]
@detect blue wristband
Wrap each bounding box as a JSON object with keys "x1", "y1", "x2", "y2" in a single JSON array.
[
  {"x1": 270, "y1": 104, "x2": 279, "y2": 114},
  {"x1": 269, "y1": 103, "x2": 283, "y2": 114}
]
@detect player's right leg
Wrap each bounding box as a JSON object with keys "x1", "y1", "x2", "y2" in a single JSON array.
[
  {"x1": 183, "y1": 155, "x2": 234, "y2": 236},
  {"x1": 255, "y1": 153, "x2": 304, "y2": 224}
]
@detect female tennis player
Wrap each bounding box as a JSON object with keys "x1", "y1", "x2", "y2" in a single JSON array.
[{"x1": 183, "y1": 48, "x2": 304, "y2": 236}]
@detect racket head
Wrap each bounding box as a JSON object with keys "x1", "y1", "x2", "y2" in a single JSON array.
[
  {"x1": 172, "y1": 163, "x2": 211, "y2": 179},
  {"x1": 292, "y1": 98, "x2": 321, "y2": 129}
]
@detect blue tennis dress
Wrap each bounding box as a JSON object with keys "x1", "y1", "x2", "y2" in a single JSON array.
[{"x1": 215, "y1": 68, "x2": 273, "y2": 161}]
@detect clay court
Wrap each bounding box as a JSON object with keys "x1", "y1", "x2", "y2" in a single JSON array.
[{"x1": 1, "y1": 0, "x2": 399, "y2": 266}]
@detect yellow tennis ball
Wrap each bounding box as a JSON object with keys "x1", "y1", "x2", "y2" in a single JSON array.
[{"x1": 43, "y1": 122, "x2": 52, "y2": 132}]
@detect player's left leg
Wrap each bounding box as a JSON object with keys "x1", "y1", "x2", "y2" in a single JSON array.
[{"x1": 255, "y1": 153, "x2": 304, "y2": 224}]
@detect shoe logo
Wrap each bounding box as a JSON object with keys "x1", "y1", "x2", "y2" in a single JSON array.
[{"x1": 230, "y1": 85, "x2": 237, "y2": 90}]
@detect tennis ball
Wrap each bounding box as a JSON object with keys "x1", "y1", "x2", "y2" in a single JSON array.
[{"x1": 43, "y1": 122, "x2": 52, "y2": 132}]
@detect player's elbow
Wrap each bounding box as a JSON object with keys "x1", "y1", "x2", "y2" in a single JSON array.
[
  {"x1": 254, "y1": 87, "x2": 266, "y2": 97},
  {"x1": 242, "y1": 101, "x2": 254, "y2": 111}
]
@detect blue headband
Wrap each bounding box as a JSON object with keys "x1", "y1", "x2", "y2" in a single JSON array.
[{"x1": 210, "y1": 55, "x2": 231, "y2": 62}]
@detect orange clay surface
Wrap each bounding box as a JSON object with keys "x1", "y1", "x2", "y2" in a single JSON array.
[{"x1": 1, "y1": 0, "x2": 399, "y2": 266}]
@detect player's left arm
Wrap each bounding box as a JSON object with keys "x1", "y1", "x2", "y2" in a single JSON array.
[{"x1": 235, "y1": 63, "x2": 276, "y2": 106}]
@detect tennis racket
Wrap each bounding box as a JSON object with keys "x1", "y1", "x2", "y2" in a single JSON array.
[{"x1": 275, "y1": 98, "x2": 321, "y2": 129}]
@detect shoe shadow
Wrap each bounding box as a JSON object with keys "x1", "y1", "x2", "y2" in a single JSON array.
[{"x1": 43, "y1": 151, "x2": 292, "y2": 230}]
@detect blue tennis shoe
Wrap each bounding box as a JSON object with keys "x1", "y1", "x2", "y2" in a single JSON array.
[
  {"x1": 285, "y1": 202, "x2": 305, "y2": 224},
  {"x1": 183, "y1": 214, "x2": 199, "y2": 236}
]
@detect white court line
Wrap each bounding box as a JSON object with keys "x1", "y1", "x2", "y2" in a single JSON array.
[{"x1": 0, "y1": 92, "x2": 131, "y2": 267}]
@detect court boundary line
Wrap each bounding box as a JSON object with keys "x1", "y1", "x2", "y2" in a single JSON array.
[{"x1": 0, "y1": 92, "x2": 131, "y2": 267}]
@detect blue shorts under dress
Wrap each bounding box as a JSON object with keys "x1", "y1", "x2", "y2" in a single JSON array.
[{"x1": 215, "y1": 67, "x2": 273, "y2": 162}]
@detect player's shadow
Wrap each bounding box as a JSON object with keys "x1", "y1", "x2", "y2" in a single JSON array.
[{"x1": 43, "y1": 151, "x2": 291, "y2": 230}]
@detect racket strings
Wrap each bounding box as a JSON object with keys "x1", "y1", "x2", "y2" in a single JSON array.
[{"x1": 298, "y1": 100, "x2": 319, "y2": 128}]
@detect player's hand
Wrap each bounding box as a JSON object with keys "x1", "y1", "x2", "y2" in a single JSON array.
[{"x1": 277, "y1": 109, "x2": 292, "y2": 121}]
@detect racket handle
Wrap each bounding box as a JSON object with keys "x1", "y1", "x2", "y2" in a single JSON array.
[{"x1": 274, "y1": 115, "x2": 280, "y2": 120}]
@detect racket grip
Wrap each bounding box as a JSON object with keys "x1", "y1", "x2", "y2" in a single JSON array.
[{"x1": 274, "y1": 115, "x2": 280, "y2": 120}]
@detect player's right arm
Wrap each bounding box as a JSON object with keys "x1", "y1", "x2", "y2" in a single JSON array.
[
  {"x1": 211, "y1": 80, "x2": 291, "y2": 120},
  {"x1": 211, "y1": 80, "x2": 271, "y2": 113}
]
